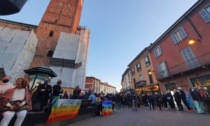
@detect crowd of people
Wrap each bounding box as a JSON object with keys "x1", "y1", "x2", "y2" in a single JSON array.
[
  {"x1": 141, "y1": 87, "x2": 210, "y2": 114},
  {"x1": 1, "y1": 75, "x2": 210, "y2": 125}
]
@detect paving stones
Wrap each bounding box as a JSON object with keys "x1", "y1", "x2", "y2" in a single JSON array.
[{"x1": 67, "y1": 107, "x2": 210, "y2": 126}]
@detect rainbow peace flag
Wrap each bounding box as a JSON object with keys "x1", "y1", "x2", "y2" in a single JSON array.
[
  {"x1": 101, "y1": 100, "x2": 113, "y2": 116},
  {"x1": 47, "y1": 99, "x2": 82, "y2": 124}
]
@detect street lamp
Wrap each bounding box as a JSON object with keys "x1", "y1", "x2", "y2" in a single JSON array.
[{"x1": 188, "y1": 39, "x2": 201, "y2": 45}]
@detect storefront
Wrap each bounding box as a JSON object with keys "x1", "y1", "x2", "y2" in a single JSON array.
[
  {"x1": 190, "y1": 74, "x2": 210, "y2": 90},
  {"x1": 135, "y1": 84, "x2": 160, "y2": 95}
]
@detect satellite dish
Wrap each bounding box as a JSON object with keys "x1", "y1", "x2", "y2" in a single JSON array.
[{"x1": 0, "y1": 0, "x2": 27, "y2": 15}]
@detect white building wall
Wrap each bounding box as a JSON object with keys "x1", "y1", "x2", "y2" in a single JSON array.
[
  {"x1": 0, "y1": 27, "x2": 38, "y2": 83},
  {"x1": 72, "y1": 29, "x2": 90, "y2": 89},
  {"x1": 122, "y1": 71, "x2": 132, "y2": 90},
  {"x1": 51, "y1": 29, "x2": 90, "y2": 89}
]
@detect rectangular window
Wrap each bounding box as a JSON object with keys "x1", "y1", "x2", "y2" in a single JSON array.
[
  {"x1": 199, "y1": 6, "x2": 210, "y2": 23},
  {"x1": 131, "y1": 67, "x2": 135, "y2": 75},
  {"x1": 171, "y1": 26, "x2": 187, "y2": 45},
  {"x1": 144, "y1": 56, "x2": 150, "y2": 66},
  {"x1": 153, "y1": 45, "x2": 162, "y2": 58},
  {"x1": 181, "y1": 47, "x2": 200, "y2": 69},
  {"x1": 136, "y1": 62, "x2": 141, "y2": 71},
  {"x1": 157, "y1": 61, "x2": 169, "y2": 78}
]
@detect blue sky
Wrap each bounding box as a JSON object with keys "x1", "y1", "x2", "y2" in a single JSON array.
[{"x1": 0, "y1": 0, "x2": 197, "y2": 91}]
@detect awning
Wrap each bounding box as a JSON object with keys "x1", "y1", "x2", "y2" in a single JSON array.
[{"x1": 24, "y1": 66, "x2": 57, "y2": 77}]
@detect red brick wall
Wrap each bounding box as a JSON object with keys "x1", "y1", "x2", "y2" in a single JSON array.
[
  {"x1": 150, "y1": 3, "x2": 210, "y2": 76},
  {"x1": 31, "y1": 0, "x2": 83, "y2": 67},
  {"x1": 149, "y1": 1, "x2": 210, "y2": 92}
]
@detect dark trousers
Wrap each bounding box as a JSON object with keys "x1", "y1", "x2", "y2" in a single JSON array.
[
  {"x1": 168, "y1": 100, "x2": 175, "y2": 109},
  {"x1": 157, "y1": 101, "x2": 162, "y2": 110},
  {"x1": 182, "y1": 98, "x2": 191, "y2": 110},
  {"x1": 163, "y1": 100, "x2": 168, "y2": 108},
  {"x1": 40, "y1": 96, "x2": 49, "y2": 110},
  {"x1": 176, "y1": 100, "x2": 183, "y2": 111},
  {"x1": 149, "y1": 102, "x2": 155, "y2": 110}
]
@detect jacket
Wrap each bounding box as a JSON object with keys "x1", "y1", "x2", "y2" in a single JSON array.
[{"x1": 4, "y1": 87, "x2": 32, "y2": 111}]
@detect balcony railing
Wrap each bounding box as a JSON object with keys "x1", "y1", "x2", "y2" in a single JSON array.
[{"x1": 156, "y1": 52, "x2": 210, "y2": 80}]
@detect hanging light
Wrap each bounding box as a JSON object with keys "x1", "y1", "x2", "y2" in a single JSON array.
[{"x1": 0, "y1": 0, "x2": 27, "y2": 15}]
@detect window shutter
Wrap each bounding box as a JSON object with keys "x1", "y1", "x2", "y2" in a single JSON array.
[
  {"x1": 157, "y1": 63, "x2": 161, "y2": 73},
  {"x1": 180, "y1": 26, "x2": 187, "y2": 39},
  {"x1": 199, "y1": 9, "x2": 210, "y2": 23},
  {"x1": 153, "y1": 49, "x2": 157, "y2": 58},
  {"x1": 158, "y1": 45, "x2": 162, "y2": 55},
  {"x1": 170, "y1": 34, "x2": 177, "y2": 45}
]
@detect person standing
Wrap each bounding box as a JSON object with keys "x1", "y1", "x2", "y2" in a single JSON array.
[
  {"x1": 162, "y1": 92, "x2": 168, "y2": 109},
  {"x1": 178, "y1": 87, "x2": 191, "y2": 112},
  {"x1": 52, "y1": 79, "x2": 63, "y2": 100},
  {"x1": 154, "y1": 92, "x2": 163, "y2": 110},
  {"x1": 37, "y1": 78, "x2": 52, "y2": 111},
  {"x1": 190, "y1": 88, "x2": 204, "y2": 114},
  {"x1": 166, "y1": 91, "x2": 176, "y2": 110},
  {"x1": 173, "y1": 89, "x2": 183, "y2": 111},
  {"x1": 147, "y1": 93, "x2": 155, "y2": 110}
]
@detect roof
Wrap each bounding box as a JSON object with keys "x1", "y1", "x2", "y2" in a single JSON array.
[
  {"x1": 0, "y1": 18, "x2": 37, "y2": 29},
  {"x1": 86, "y1": 76, "x2": 101, "y2": 81},
  {"x1": 128, "y1": 46, "x2": 150, "y2": 67}
]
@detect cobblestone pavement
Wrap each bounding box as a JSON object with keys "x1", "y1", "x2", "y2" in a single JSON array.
[{"x1": 66, "y1": 107, "x2": 210, "y2": 126}]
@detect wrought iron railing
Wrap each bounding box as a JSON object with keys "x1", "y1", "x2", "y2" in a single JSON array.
[{"x1": 156, "y1": 52, "x2": 210, "y2": 80}]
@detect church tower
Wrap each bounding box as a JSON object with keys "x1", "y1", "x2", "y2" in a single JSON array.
[{"x1": 31, "y1": 0, "x2": 84, "y2": 67}]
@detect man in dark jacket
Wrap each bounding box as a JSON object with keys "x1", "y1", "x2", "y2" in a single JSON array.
[
  {"x1": 173, "y1": 89, "x2": 183, "y2": 111},
  {"x1": 178, "y1": 87, "x2": 191, "y2": 111},
  {"x1": 154, "y1": 92, "x2": 163, "y2": 110},
  {"x1": 166, "y1": 91, "x2": 176, "y2": 110},
  {"x1": 37, "y1": 78, "x2": 52, "y2": 110},
  {"x1": 52, "y1": 79, "x2": 63, "y2": 100}
]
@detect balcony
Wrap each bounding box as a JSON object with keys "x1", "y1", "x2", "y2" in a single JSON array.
[{"x1": 156, "y1": 52, "x2": 210, "y2": 80}]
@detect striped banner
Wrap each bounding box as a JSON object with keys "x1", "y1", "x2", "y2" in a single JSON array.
[
  {"x1": 47, "y1": 99, "x2": 82, "y2": 124},
  {"x1": 101, "y1": 100, "x2": 113, "y2": 116}
]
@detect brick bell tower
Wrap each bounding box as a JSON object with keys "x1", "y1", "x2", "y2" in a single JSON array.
[{"x1": 31, "y1": 0, "x2": 84, "y2": 67}]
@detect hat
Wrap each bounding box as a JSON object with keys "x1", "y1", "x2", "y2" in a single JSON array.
[{"x1": 177, "y1": 87, "x2": 182, "y2": 90}]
